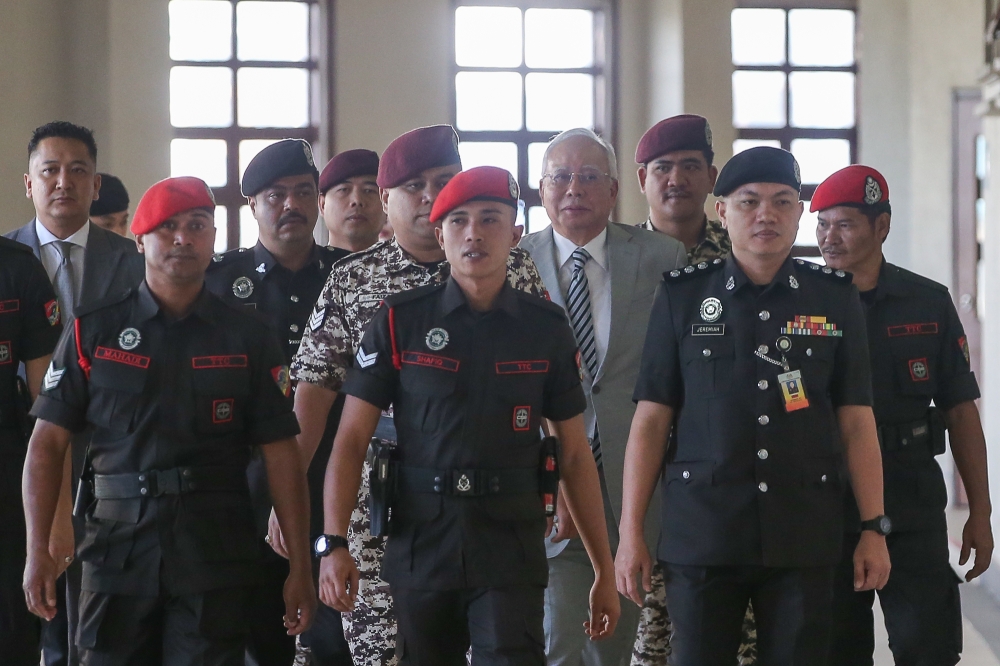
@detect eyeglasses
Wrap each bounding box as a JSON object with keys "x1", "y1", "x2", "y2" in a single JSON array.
[{"x1": 541, "y1": 170, "x2": 611, "y2": 188}]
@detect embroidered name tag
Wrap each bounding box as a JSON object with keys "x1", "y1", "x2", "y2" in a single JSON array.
[
  {"x1": 0, "y1": 299, "x2": 20, "y2": 313},
  {"x1": 401, "y1": 351, "x2": 460, "y2": 372},
  {"x1": 496, "y1": 360, "x2": 549, "y2": 374},
  {"x1": 887, "y1": 323, "x2": 939, "y2": 337},
  {"x1": 691, "y1": 324, "x2": 726, "y2": 336},
  {"x1": 191, "y1": 355, "x2": 248, "y2": 369},
  {"x1": 95, "y1": 346, "x2": 151, "y2": 369}
]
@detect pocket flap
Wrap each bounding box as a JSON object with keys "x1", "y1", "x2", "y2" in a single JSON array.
[
  {"x1": 90, "y1": 357, "x2": 147, "y2": 393},
  {"x1": 192, "y1": 367, "x2": 251, "y2": 395},
  {"x1": 681, "y1": 336, "x2": 735, "y2": 364}
]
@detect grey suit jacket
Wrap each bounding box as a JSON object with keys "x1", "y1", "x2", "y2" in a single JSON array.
[
  {"x1": 520, "y1": 222, "x2": 686, "y2": 554},
  {"x1": 5, "y1": 219, "x2": 145, "y2": 310}
]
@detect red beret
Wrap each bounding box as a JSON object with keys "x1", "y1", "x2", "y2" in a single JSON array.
[
  {"x1": 636, "y1": 114, "x2": 713, "y2": 164},
  {"x1": 429, "y1": 166, "x2": 519, "y2": 223},
  {"x1": 810, "y1": 165, "x2": 889, "y2": 213},
  {"x1": 377, "y1": 125, "x2": 462, "y2": 189},
  {"x1": 319, "y1": 149, "x2": 380, "y2": 193},
  {"x1": 131, "y1": 176, "x2": 216, "y2": 235}
]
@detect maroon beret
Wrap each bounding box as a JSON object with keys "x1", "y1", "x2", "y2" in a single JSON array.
[
  {"x1": 319, "y1": 149, "x2": 380, "y2": 193},
  {"x1": 810, "y1": 165, "x2": 889, "y2": 213},
  {"x1": 429, "y1": 166, "x2": 519, "y2": 223},
  {"x1": 377, "y1": 125, "x2": 462, "y2": 189},
  {"x1": 131, "y1": 176, "x2": 215, "y2": 235},
  {"x1": 636, "y1": 114, "x2": 713, "y2": 164}
]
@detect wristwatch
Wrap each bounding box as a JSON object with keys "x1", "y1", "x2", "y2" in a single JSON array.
[
  {"x1": 860, "y1": 515, "x2": 892, "y2": 536},
  {"x1": 313, "y1": 534, "x2": 349, "y2": 557}
]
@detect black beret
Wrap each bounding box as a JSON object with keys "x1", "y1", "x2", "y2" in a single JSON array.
[
  {"x1": 319, "y1": 149, "x2": 380, "y2": 193},
  {"x1": 636, "y1": 114, "x2": 713, "y2": 164},
  {"x1": 713, "y1": 146, "x2": 801, "y2": 197},
  {"x1": 241, "y1": 139, "x2": 319, "y2": 197},
  {"x1": 91, "y1": 174, "x2": 129, "y2": 215}
]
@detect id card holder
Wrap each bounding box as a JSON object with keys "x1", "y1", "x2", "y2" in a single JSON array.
[{"x1": 777, "y1": 369, "x2": 810, "y2": 412}]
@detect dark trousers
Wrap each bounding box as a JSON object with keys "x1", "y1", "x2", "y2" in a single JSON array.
[
  {"x1": 830, "y1": 530, "x2": 962, "y2": 666},
  {"x1": 244, "y1": 554, "x2": 295, "y2": 666},
  {"x1": 300, "y1": 602, "x2": 353, "y2": 665},
  {"x1": 77, "y1": 586, "x2": 251, "y2": 666},
  {"x1": 0, "y1": 501, "x2": 41, "y2": 666},
  {"x1": 392, "y1": 584, "x2": 545, "y2": 666},
  {"x1": 661, "y1": 562, "x2": 835, "y2": 666}
]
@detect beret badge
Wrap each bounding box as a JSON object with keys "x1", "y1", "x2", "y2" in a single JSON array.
[{"x1": 864, "y1": 176, "x2": 882, "y2": 205}]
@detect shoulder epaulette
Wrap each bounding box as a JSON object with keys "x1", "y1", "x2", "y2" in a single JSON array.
[
  {"x1": 793, "y1": 258, "x2": 853, "y2": 283},
  {"x1": 885, "y1": 263, "x2": 948, "y2": 294},
  {"x1": 663, "y1": 257, "x2": 725, "y2": 282},
  {"x1": 209, "y1": 246, "x2": 252, "y2": 268},
  {"x1": 73, "y1": 287, "x2": 135, "y2": 318},
  {"x1": 0, "y1": 236, "x2": 33, "y2": 254},
  {"x1": 383, "y1": 283, "x2": 444, "y2": 307}
]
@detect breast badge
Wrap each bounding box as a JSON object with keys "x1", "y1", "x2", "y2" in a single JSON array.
[
  {"x1": 0, "y1": 343, "x2": 10, "y2": 364},
  {"x1": 213, "y1": 398, "x2": 234, "y2": 424},
  {"x1": 513, "y1": 406, "x2": 531, "y2": 431},
  {"x1": 699, "y1": 298, "x2": 723, "y2": 323},
  {"x1": 232, "y1": 276, "x2": 254, "y2": 299},
  {"x1": 425, "y1": 327, "x2": 449, "y2": 351},
  {"x1": 908, "y1": 358, "x2": 929, "y2": 382},
  {"x1": 118, "y1": 327, "x2": 142, "y2": 350}
]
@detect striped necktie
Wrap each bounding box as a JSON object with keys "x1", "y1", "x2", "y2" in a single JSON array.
[{"x1": 567, "y1": 247, "x2": 602, "y2": 465}]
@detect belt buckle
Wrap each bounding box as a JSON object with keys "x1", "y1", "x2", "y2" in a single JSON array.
[{"x1": 454, "y1": 470, "x2": 475, "y2": 496}]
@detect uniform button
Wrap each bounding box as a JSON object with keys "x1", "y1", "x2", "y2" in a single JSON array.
[
  {"x1": 188, "y1": 481, "x2": 197, "y2": 490},
  {"x1": 140, "y1": 487, "x2": 148, "y2": 495},
  {"x1": 289, "y1": 324, "x2": 300, "y2": 333},
  {"x1": 758, "y1": 482, "x2": 768, "y2": 492},
  {"x1": 901, "y1": 438, "x2": 908, "y2": 446},
  {"x1": 182, "y1": 469, "x2": 191, "y2": 477},
  {"x1": 682, "y1": 470, "x2": 690, "y2": 479},
  {"x1": 290, "y1": 295, "x2": 300, "y2": 303},
  {"x1": 758, "y1": 449, "x2": 768, "y2": 460},
  {"x1": 138, "y1": 474, "x2": 146, "y2": 481},
  {"x1": 759, "y1": 310, "x2": 770, "y2": 321},
  {"x1": 806, "y1": 348, "x2": 813, "y2": 357},
  {"x1": 703, "y1": 349, "x2": 712, "y2": 357},
  {"x1": 757, "y1": 344, "x2": 769, "y2": 354},
  {"x1": 758, "y1": 380, "x2": 768, "y2": 390},
  {"x1": 592, "y1": 385, "x2": 601, "y2": 395},
  {"x1": 434, "y1": 476, "x2": 442, "y2": 484},
  {"x1": 758, "y1": 415, "x2": 770, "y2": 425},
  {"x1": 821, "y1": 474, "x2": 828, "y2": 482}
]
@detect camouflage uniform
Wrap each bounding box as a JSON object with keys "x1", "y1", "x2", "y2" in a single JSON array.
[
  {"x1": 290, "y1": 237, "x2": 548, "y2": 666},
  {"x1": 633, "y1": 216, "x2": 757, "y2": 666}
]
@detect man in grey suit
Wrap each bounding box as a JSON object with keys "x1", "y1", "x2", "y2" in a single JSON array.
[
  {"x1": 519, "y1": 128, "x2": 686, "y2": 666},
  {"x1": 6, "y1": 121, "x2": 144, "y2": 666}
]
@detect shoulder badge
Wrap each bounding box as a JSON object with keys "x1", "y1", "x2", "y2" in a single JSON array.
[
  {"x1": 663, "y1": 257, "x2": 725, "y2": 283},
  {"x1": 795, "y1": 260, "x2": 852, "y2": 283}
]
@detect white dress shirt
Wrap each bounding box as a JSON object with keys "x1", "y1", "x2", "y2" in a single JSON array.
[{"x1": 36, "y1": 218, "x2": 90, "y2": 305}]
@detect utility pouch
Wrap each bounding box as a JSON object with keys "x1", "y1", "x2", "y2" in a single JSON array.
[
  {"x1": 368, "y1": 437, "x2": 399, "y2": 537},
  {"x1": 539, "y1": 436, "x2": 560, "y2": 517},
  {"x1": 929, "y1": 408, "x2": 947, "y2": 456}
]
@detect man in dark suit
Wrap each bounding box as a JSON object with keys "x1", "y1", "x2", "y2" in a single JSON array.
[{"x1": 6, "y1": 121, "x2": 144, "y2": 666}]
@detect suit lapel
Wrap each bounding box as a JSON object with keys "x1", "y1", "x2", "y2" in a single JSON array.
[
  {"x1": 19, "y1": 220, "x2": 42, "y2": 259},
  {"x1": 601, "y1": 224, "x2": 639, "y2": 381},
  {"x1": 81, "y1": 225, "x2": 122, "y2": 305},
  {"x1": 532, "y1": 229, "x2": 566, "y2": 309}
]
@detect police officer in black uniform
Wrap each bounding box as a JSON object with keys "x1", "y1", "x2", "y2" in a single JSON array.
[
  {"x1": 22, "y1": 176, "x2": 316, "y2": 665},
  {"x1": 814, "y1": 165, "x2": 992, "y2": 666},
  {"x1": 205, "y1": 139, "x2": 351, "y2": 665},
  {"x1": 0, "y1": 237, "x2": 63, "y2": 665},
  {"x1": 315, "y1": 167, "x2": 620, "y2": 665},
  {"x1": 616, "y1": 147, "x2": 892, "y2": 666}
]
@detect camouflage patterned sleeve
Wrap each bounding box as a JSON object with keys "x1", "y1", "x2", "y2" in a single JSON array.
[
  {"x1": 507, "y1": 247, "x2": 549, "y2": 299},
  {"x1": 289, "y1": 275, "x2": 355, "y2": 392}
]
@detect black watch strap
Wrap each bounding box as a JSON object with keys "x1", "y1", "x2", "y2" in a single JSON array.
[
  {"x1": 313, "y1": 534, "x2": 349, "y2": 557},
  {"x1": 860, "y1": 515, "x2": 892, "y2": 536}
]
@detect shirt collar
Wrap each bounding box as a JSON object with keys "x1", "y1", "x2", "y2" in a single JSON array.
[
  {"x1": 552, "y1": 226, "x2": 609, "y2": 271},
  {"x1": 872, "y1": 258, "x2": 906, "y2": 300},
  {"x1": 723, "y1": 253, "x2": 798, "y2": 294},
  {"x1": 440, "y1": 276, "x2": 519, "y2": 318},
  {"x1": 36, "y1": 218, "x2": 90, "y2": 248},
  {"x1": 252, "y1": 241, "x2": 323, "y2": 277}
]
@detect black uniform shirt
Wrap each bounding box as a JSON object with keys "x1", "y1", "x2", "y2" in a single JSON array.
[
  {"x1": 849, "y1": 261, "x2": 979, "y2": 533},
  {"x1": 634, "y1": 255, "x2": 873, "y2": 568},
  {"x1": 342, "y1": 278, "x2": 586, "y2": 590},
  {"x1": 0, "y1": 237, "x2": 62, "y2": 493},
  {"x1": 31, "y1": 282, "x2": 300, "y2": 595}
]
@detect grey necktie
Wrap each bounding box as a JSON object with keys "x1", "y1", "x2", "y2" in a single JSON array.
[
  {"x1": 52, "y1": 241, "x2": 77, "y2": 320},
  {"x1": 567, "y1": 247, "x2": 602, "y2": 465}
]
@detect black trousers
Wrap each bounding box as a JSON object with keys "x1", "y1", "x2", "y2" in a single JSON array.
[
  {"x1": 77, "y1": 586, "x2": 251, "y2": 666},
  {"x1": 830, "y1": 530, "x2": 962, "y2": 666},
  {"x1": 299, "y1": 600, "x2": 353, "y2": 665},
  {"x1": 661, "y1": 562, "x2": 835, "y2": 666},
  {"x1": 391, "y1": 584, "x2": 545, "y2": 666},
  {"x1": 0, "y1": 500, "x2": 41, "y2": 666},
  {"x1": 244, "y1": 553, "x2": 296, "y2": 666}
]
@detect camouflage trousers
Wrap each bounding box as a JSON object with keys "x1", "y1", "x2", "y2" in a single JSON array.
[{"x1": 630, "y1": 563, "x2": 758, "y2": 665}]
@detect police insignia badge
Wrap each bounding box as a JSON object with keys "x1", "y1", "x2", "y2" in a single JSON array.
[
  {"x1": 699, "y1": 297, "x2": 722, "y2": 323},
  {"x1": 704, "y1": 121, "x2": 713, "y2": 147},
  {"x1": 212, "y1": 253, "x2": 224, "y2": 263},
  {"x1": 256, "y1": 263, "x2": 266, "y2": 274},
  {"x1": 425, "y1": 327, "x2": 449, "y2": 351},
  {"x1": 789, "y1": 275, "x2": 799, "y2": 289},
  {"x1": 908, "y1": 358, "x2": 929, "y2": 382},
  {"x1": 726, "y1": 276, "x2": 735, "y2": 291},
  {"x1": 118, "y1": 327, "x2": 141, "y2": 350},
  {"x1": 508, "y1": 172, "x2": 519, "y2": 199},
  {"x1": 213, "y1": 398, "x2": 234, "y2": 423},
  {"x1": 271, "y1": 365, "x2": 291, "y2": 396},
  {"x1": 864, "y1": 176, "x2": 882, "y2": 205},
  {"x1": 959, "y1": 336, "x2": 971, "y2": 365},
  {"x1": 301, "y1": 140, "x2": 316, "y2": 167},
  {"x1": 42, "y1": 363, "x2": 64, "y2": 391},
  {"x1": 45, "y1": 299, "x2": 60, "y2": 326},
  {"x1": 776, "y1": 336, "x2": 792, "y2": 352},
  {"x1": 232, "y1": 276, "x2": 254, "y2": 299},
  {"x1": 513, "y1": 406, "x2": 531, "y2": 431},
  {"x1": 0, "y1": 342, "x2": 10, "y2": 364},
  {"x1": 793, "y1": 158, "x2": 801, "y2": 185}
]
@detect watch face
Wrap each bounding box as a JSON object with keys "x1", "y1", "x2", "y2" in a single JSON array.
[
  {"x1": 314, "y1": 535, "x2": 329, "y2": 554},
  {"x1": 879, "y1": 516, "x2": 893, "y2": 535}
]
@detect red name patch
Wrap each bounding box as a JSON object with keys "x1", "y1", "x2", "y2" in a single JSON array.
[
  {"x1": 496, "y1": 360, "x2": 549, "y2": 374},
  {"x1": 0, "y1": 299, "x2": 20, "y2": 314},
  {"x1": 191, "y1": 355, "x2": 248, "y2": 369},
  {"x1": 887, "y1": 323, "x2": 939, "y2": 337},
  {"x1": 401, "y1": 351, "x2": 460, "y2": 372},
  {"x1": 94, "y1": 346, "x2": 151, "y2": 369}
]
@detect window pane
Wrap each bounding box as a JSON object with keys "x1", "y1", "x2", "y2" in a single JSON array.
[
  {"x1": 790, "y1": 138, "x2": 851, "y2": 185},
  {"x1": 524, "y1": 9, "x2": 594, "y2": 69},
  {"x1": 789, "y1": 10, "x2": 854, "y2": 67},
  {"x1": 795, "y1": 205, "x2": 819, "y2": 247},
  {"x1": 240, "y1": 205, "x2": 259, "y2": 248},
  {"x1": 789, "y1": 72, "x2": 854, "y2": 129},
  {"x1": 170, "y1": 66, "x2": 233, "y2": 128},
  {"x1": 732, "y1": 71, "x2": 786, "y2": 129},
  {"x1": 455, "y1": 6, "x2": 522, "y2": 68},
  {"x1": 525, "y1": 73, "x2": 593, "y2": 132},
  {"x1": 214, "y1": 206, "x2": 228, "y2": 252},
  {"x1": 239, "y1": 139, "x2": 280, "y2": 180},
  {"x1": 455, "y1": 72, "x2": 522, "y2": 131},
  {"x1": 733, "y1": 139, "x2": 782, "y2": 155},
  {"x1": 236, "y1": 1, "x2": 309, "y2": 62},
  {"x1": 458, "y1": 142, "x2": 518, "y2": 179},
  {"x1": 528, "y1": 206, "x2": 550, "y2": 234},
  {"x1": 528, "y1": 142, "x2": 548, "y2": 189},
  {"x1": 169, "y1": 0, "x2": 232, "y2": 62},
  {"x1": 731, "y1": 8, "x2": 785, "y2": 66},
  {"x1": 171, "y1": 139, "x2": 228, "y2": 187},
  {"x1": 237, "y1": 67, "x2": 309, "y2": 128}
]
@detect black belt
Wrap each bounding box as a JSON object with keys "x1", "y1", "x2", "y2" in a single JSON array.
[
  {"x1": 877, "y1": 416, "x2": 933, "y2": 452},
  {"x1": 398, "y1": 466, "x2": 538, "y2": 497},
  {"x1": 93, "y1": 466, "x2": 247, "y2": 499}
]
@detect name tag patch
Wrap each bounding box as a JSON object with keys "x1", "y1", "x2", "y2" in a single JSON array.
[
  {"x1": 95, "y1": 346, "x2": 151, "y2": 369},
  {"x1": 191, "y1": 355, "x2": 248, "y2": 369},
  {"x1": 691, "y1": 324, "x2": 726, "y2": 336},
  {"x1": 401, "y1": 351, "x2": 460, "y2": 372},
  {"x1": 213, "y1": 398, "x2": 234, "y2": 424},
  {"x1": 0, "y1": 299, "x2": 20, "y2": 314},
  {"x1": 496, "y1": 360, "x2": 549, "y2": 374},
  {"x1": 513, "y1": 405, "x2": 531, "y2": 431},
  {"x1": 888, "y1": 322, "x2": 939, "y2": 337}
]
